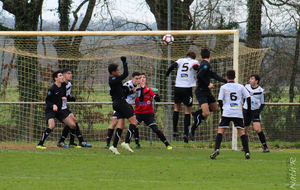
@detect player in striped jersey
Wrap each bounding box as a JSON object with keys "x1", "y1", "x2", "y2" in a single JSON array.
[
  {"x1": 165, "y1": 51, "x2": 200, "y2": 143},
  {"x1": 243, "y1": 74, "x2": 269, "y2": 153},
  {"x1": 210, "y1": 69, "x2": 252, "y2": 160},
  {"x1": 57, "y1": 68, "x2": 92, "y2": 148}
]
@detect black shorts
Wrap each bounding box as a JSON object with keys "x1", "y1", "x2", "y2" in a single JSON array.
[
  {"x1": 62, "y1": 108, "x2": 73, "y2": 117},
  {"x1": 45, "y1": 109, "x2": 69, "y2": 124},
  {"x1": 219, "y1": 117, "x2": 244, "y2": 129},
  {"x1": 243, "y1": 109, "x2": 261, "y2": 126},
  {"x1": 112, "y1": 105, "x2": 134, "y2": 119},
  {"x1": 174, "y1": 87, "x2": 193, "y2": 107},
  {"x1": 135, "y1": 113, "x2": 157, "y2": 127},
  {"x1": 195, "y1": 91, "x2": 216, "y2": 105},
  {"x1": 112, "y1": 99, "x2": 134, "y2": 119}
]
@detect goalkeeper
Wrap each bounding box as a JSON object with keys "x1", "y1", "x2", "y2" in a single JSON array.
[
  {"x1": 190, "y1": 48, "x2": 227, "y2": 140},
  {"x1": 132, "y1": 72, "x2": 172, "y2": 150}
]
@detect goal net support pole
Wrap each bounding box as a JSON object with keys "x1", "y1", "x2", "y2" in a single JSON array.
[{"x1": 232, "y1": 30, "x2": 239, "y2": 151}]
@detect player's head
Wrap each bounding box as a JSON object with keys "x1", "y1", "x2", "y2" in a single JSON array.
[
  {"x1": 226, "y1": 69, "x2": 235, "y2": 80},
  {"x1": 108, "y1": 63, "x2": 119, "y2": 76},
  {"x1": 201, "y1": 48, "x2": 211, "y2": 59},
  {"x1": 52, "y1": 70, "x2": 64, "y2": 83},
  {"x1": 62, "y1": 68, "x2": 72, "y2": 82},
  {"x1": 186, "y1": 51, "x2": 196, "y2": 59},
  {"x1": 250, "y1": 74, "x2": 260, "y2": 85},
  {"x1": 131, "y1": 72, "x2": 140, "y2": 86},
  {"x1": 140, "y1": 72, "x2": 147, "y2": 85}
]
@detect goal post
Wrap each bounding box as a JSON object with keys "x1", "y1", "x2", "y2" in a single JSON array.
[{"x1": 0, "y1": 30, "x2": 267, "y2": 149}]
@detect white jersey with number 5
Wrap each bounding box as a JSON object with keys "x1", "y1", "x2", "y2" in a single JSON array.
[
  {"x1": 218, "y1": 82, "x2": 250, "y2": 118},
  {"x1": 175, "y1": 58, "x2": 199, "y2": 87}
]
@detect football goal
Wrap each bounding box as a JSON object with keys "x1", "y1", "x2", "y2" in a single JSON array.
[{"x1": 0, "y1": 30, "x2": 268, "y2": 149}]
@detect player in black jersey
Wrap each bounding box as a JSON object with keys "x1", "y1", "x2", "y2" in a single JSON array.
[
  {"x1": 108, "y1": 56, "x2": 138, "y2": 154},
  {"x1": 36, "y1": 70, "x2": 77, "y2": 149},
  {"x1": 189, "y1": 49, "x2": 227, "y2": 141}
]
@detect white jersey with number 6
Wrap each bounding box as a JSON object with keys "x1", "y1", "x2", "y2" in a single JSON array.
[
  {"x1": 218, "y1": 82, "x2": 250, "y2": 118},
  {"x1": 175, "y1": 58, "x2": 199, "y2": 87}
]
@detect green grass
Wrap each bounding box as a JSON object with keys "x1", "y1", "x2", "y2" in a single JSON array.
[{"x1": 0, "y1": 141, "x2": 298, "y2": 190}]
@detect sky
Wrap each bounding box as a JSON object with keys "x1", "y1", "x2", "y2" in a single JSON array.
[
  {"x1": 42, "y1": 0, "x2": 156, "y2": 24},
  {"x1": 0, "y1": 0, "x2": 156, "y2": 29}
]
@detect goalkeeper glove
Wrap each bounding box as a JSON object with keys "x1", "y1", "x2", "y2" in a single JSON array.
[
  {"x1": 154, "y1": 94, "x2": 161, "y2": 102},
  {"x1": 121, "y1": 56, "x2": 127, "y2": 65}
]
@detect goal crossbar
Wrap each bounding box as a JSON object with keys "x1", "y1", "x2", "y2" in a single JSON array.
[{"x1": 0, "y1": 30, "x2": 239, "y2": 36}]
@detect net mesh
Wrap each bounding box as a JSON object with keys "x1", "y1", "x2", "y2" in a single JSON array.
[{"x1": 0, "y1": 31, "x2": 270, "y2": 147}]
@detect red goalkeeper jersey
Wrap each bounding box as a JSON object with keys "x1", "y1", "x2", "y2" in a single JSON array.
[{"x1": 134, "y1": 86, "x2": 155, "y2": 114}]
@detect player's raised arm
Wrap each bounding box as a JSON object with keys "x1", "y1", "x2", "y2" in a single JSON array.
[
  {"x1": 165, "y1": 62, "x2": 178, "y2": 76},
  {"x1": 119, "y1": 56, "x2": 129, "y2": 80},
  {"x1": 108, "y1": 57, "x2": 129, "y2": 85}
]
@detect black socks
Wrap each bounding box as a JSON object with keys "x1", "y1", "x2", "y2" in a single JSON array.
[
  {"x1": 134, "y1": 128, "x2": 140, "y2": 145},
  {"x1": 38, "y1": 128, "x2": 53, "y2": 145},
  {"x1": 173, "y1": 111, "x2": 179, "y2": 132},
  {"x1": 184, "y1": 114, "x2": 190, "y2": 135},
  {"x1": 107, "y1": 128, "x2": 114, "y2": 145},
  {"x1": 258, "y1": 131, "x2": 267, "y2": 147},
  {"x1": 125, "y1": 124, "x2": 136, "y2": 143},
  {"x1": 215, "y1": 133, "x2": 223, "y2": 150},
  {"x1": 241, "y1": 135, "x2": 250, "y2": 154},
  {"x1": 113, "y1": 128, "x2": 123, "y2": 147}
]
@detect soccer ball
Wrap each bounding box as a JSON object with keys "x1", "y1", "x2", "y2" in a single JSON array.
[{"x1": 162, "y1": 34, "x2": 174, "y2": 45}]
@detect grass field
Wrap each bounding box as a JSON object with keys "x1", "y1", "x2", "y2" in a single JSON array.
[{"x1": 0, "y1": 142, "x2": 299, "y2": 190}]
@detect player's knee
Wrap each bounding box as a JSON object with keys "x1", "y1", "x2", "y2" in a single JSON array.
[
  {"x1": 202, "y1": 112, "x2": 209, "y2": 118},
  {"x1": 254, "y1": 128, "x2": 261, "y2": 133},
  {"x1": 112, "y1": 119, "x2": 118, "y2": 126},
  {"x1": 69, "y1": 123, "x2": 76, "y2": 129},
  {"x1": 70, "y1": 115, "x2": 77, "y2": 123}
]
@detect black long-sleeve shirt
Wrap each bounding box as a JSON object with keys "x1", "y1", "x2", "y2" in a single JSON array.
[
  {"x1": 196, "y1": 60, "x2": 227, "y2": 93},
  {"x1": 109, "y1": 63, "x2": 128, "y2": 101},
  {"x1": 45, "y1": 82, "x2": 67, "y2": 112}
]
